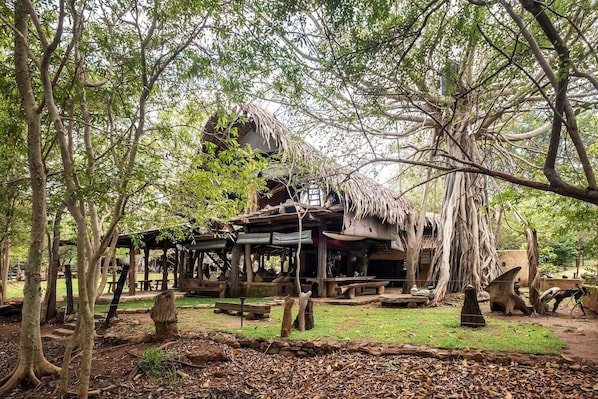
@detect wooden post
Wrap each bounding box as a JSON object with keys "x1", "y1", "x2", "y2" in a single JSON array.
[
  {"x1": 64, "y1": 264, "x2": 74, "y2": 315},
  {"x1": 230, "y1": 244, "x2": 241, "y2": 297},
  {"x1": 317, "y1": 225, "x2": 327, "y2": 297},
  {"x1": 173, "y1": 247, "x2": 180, "y2": 288},
  {"x1": 460, "y1": 285, "x2": 485, "y2": 328},
  {"x1": 245, "y1": 244, "x2": 254, "y2": 283},
  {"x1": 161, "y1": 246, "x2": 168, "y2": 291},
  {"x1": 128, "y1": 245, "x2": 136, "y2": 296},
  {"x1": 150, "y1": 290, "x2": 179, "y2": 339},
  {"x1": 281, "y1": 295, "x2": 294, "y2": 337},
  {"x1": 143, "y1": 246, "x2": 150, "y2": 291},
  {"x1": 103, "y1": 263, "x2": 130, "y2": 329}
]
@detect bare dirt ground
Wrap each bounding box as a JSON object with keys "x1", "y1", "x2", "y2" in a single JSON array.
[
  {"x1": 477, "y1": 299, "x2": 598, "y2": 364},
  {"x1": 0, "y1": 300, "x2": 596, "y2": 399}
]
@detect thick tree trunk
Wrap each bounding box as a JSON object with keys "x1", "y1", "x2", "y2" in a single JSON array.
[
  {"x1": 280, "y1": 295, "x2": 294, "y2": 337},
  {"x1": 150, "y1": 290, "x2": 179, "y2": 339},
  {"x1": 430, "y1": 125, "x2": 501, "y2": 304}
]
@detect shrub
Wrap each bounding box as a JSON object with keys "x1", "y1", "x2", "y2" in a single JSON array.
[{"x1": 138, "y1": 348, "x2": 179, "y2": 380}]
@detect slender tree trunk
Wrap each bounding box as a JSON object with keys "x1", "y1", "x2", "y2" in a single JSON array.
[
  {"x1": 42, "y1": 204, "x2": 64, "y2": 321},
  {"x1": 0, "y1": 239, "x2": 10, "y2": 304},
  {"x1": 0, "y1": 4, "x2": 61, "y2": 394},
  {"x1": 526, "y1": 229, "x2": 544, "y2": 314}
]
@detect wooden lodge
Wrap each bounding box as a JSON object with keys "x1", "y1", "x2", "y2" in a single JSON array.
[{"x1": 113, "y1": 104, "x2": 438, "y2": 298}]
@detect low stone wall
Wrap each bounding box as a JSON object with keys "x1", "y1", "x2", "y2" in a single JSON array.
[
  {"x1": 497, "y1": 250, "x2": 529, "y2": 286},
  {"x1": 584, "y1": 285, "x2": 598, "y2": 313},
  {"x1": 189, "y1": 332, "x2": 596, "y2": 371},
  {"x1": 540, "y1": 277, "x2": 584, "y2": 291}
]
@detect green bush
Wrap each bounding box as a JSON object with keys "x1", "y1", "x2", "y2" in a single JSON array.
[
  {"x1": 551, "y1": 238, "x2": 577, "y2": 268},
  {"x1": 538, "y1": 263, "x2": 558, "y2": 276}
]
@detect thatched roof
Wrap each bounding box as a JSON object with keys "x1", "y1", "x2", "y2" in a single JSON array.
[{"x1": 206, "y1": 103, "x2": 416, "y2": 227}]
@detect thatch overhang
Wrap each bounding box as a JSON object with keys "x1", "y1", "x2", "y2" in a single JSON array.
[{"x1": 205, "y1": 103, "x2": 416, "y2": 228}]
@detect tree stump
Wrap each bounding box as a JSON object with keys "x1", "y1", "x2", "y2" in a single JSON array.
[
  {"x1": 293, "y1": 297, "x2": 315, "y2": 330},
  {"x1": 295, "y1": 291, "x2": 312, "y2": 332},
  {"x1": 281, "y1": 295, "x2": 294, "y2": 338},
  {"x1": 150, "y1": 290, "x2": 178, "y2": 339},
  {"x1": 461, "y1": 285, "x2": 485, "y2": 328}
]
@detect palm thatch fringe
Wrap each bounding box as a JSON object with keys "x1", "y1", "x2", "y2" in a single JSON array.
[{"x1": 237, "y1": 103, "x2": 415, "y2": 227}]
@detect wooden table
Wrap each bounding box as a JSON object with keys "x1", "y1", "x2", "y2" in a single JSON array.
[{"x1": 306, "y1": 276, "x2": 376, "y2": 297}]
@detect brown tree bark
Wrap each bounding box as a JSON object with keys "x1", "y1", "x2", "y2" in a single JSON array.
[
  {"x1": 526, "y1": 229, "x2": 544, "y2": 314},
  {"x1": 0, "y1": 3, "x2": 61, "y2": 394},
  {"x1": 42, "y1": 203, "x2": 64, "y2": 321},
  {"x1": 150, "y1": 290, "x2": 179, "y2": 339}
]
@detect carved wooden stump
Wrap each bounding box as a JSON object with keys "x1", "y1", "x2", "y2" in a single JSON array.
[
  {"x1": 281, "y1": 295, "x2": 294, "y2": 337},
  {"x1": 150, "y1": 290, "x2": 178, "y2": 339},
  {"x1": 461, "y1": 285, "x2": 485, "y2": 328}
]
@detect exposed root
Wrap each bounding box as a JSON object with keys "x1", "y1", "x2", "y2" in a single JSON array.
[{"x1": 0, "y1": 360, "x2": 59, "y2": 398}]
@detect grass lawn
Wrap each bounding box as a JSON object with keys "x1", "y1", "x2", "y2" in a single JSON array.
[{"x1": 214, "y1": 303, "x2": 566, "y2": 355}]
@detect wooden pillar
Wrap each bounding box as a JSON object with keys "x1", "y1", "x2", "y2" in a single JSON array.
[
  {"x1": 317, "y1": 225, "x2": 327, "y2": 297},
  {"x1": 173, "y1": 247, "x2": 179, "y2": 288},
  {"x1": 161, "y1": 245, "x2": 168, "y2": 291},
  {"x1": 128, "y1": 245, "x2": 136, "y2": 296},
  {"x1": 230, "y1": 244, "x2": 241, "y2": 297},
  {"x1": 245, "y1": 244, "x2": 253, "y2": 283},
  {"x1": 143, "y1": 246, "x2": 150, "y2": 291}
]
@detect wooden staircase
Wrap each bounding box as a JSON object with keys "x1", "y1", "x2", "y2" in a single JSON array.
[{"x1": 42, "y1": 314, "x2": 104, "y2": 341}]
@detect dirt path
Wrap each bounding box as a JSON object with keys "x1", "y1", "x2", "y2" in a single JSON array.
[{"x1": 477, "y1": 298, "x2": 598, "y2": 363}]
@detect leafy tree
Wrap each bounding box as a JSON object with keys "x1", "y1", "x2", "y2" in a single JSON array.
[
  {"x1": 1, "y1": 1, "x2": 268, "y2": 397},
  {"x1": 235, "y1": 0, "x2": 598, "y2": 301}
]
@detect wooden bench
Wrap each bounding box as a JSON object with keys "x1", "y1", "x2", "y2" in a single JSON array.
[
  {"x1": 180, "y1": 279, "x2": 227, "y2": 298},
  {"x1": 336, "y1": 281, "x2": 389, "y2": 299},
  {"x1": 213, "y1": 302, "x2": 271, "y2": 320},
  {"x1": 379, "y1": 293, "x2": 431, "y2": 308}
]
